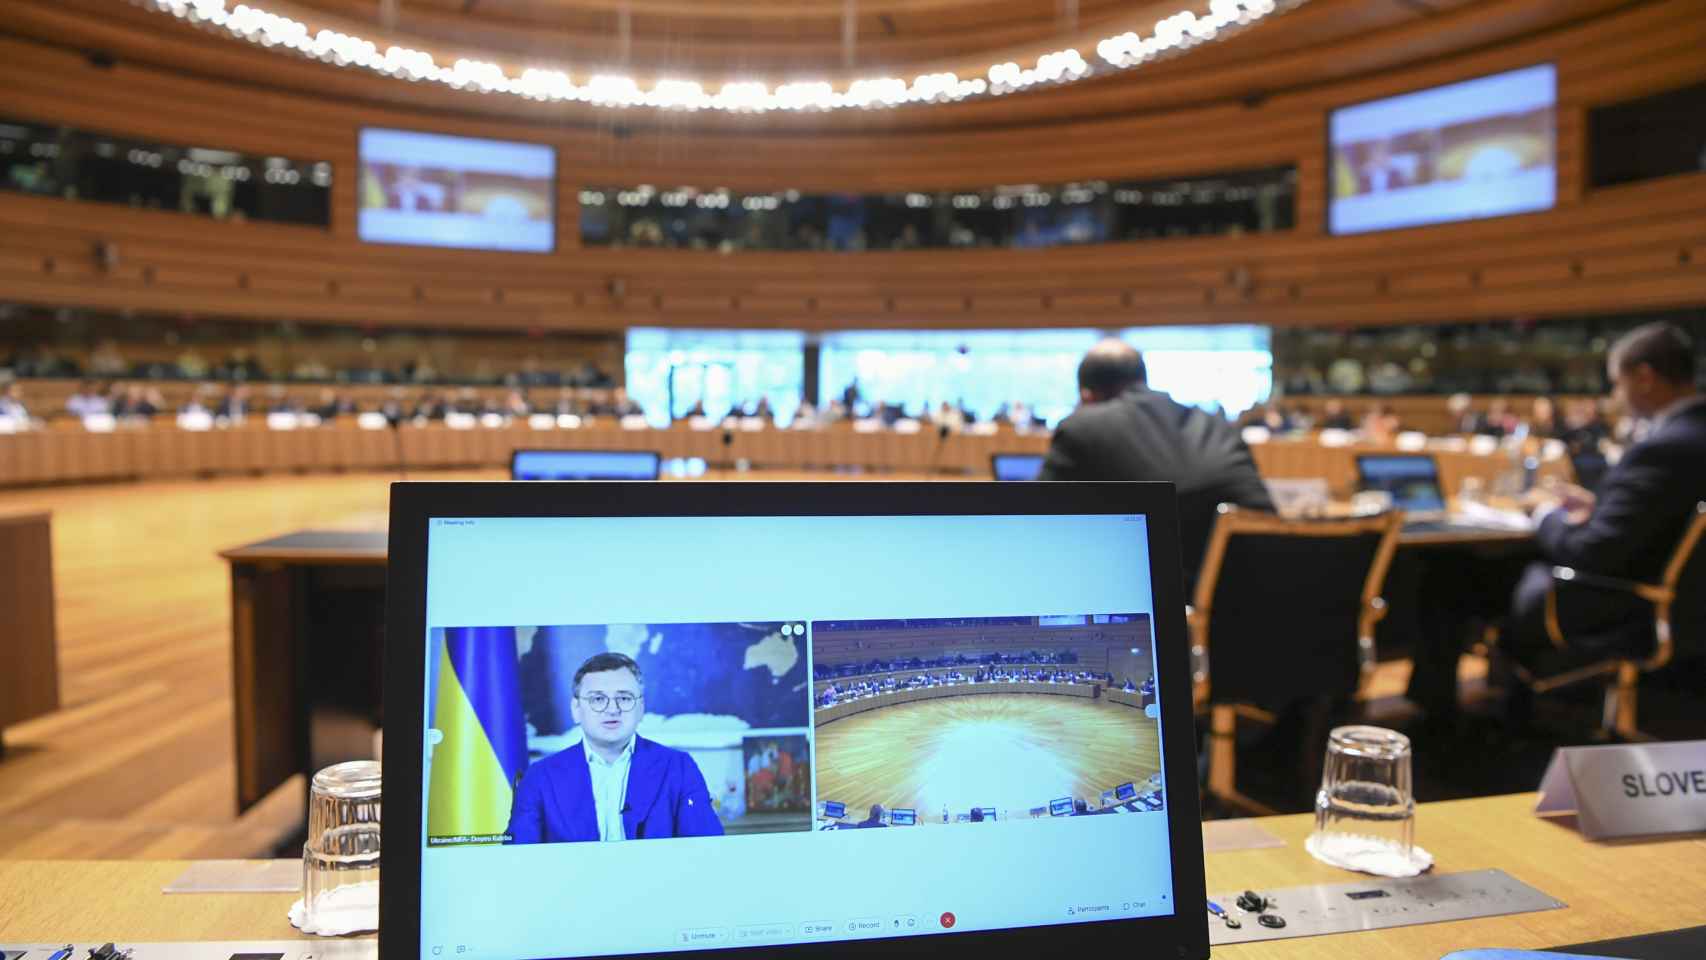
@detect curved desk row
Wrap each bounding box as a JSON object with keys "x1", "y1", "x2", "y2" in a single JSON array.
[
  {"x1": 1102, "y1": 688, "x2": 1155, "y2": 710},
  {"x1": 815, "y1": 680, "x2": 1099, "y2": 724},
  {"x1": 0, "y1": 421, "x2": 1568, "y2": 491},
  {"x1": 814, "y1": 664, "x2": 1101, "y2": 696}
]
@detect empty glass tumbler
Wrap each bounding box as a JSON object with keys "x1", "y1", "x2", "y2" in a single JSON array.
[
  {"x1": 1307, "y1": 725, "x2": 1431, "y2": 876},
  {"x1": 301, "y1": 760, "x2": 382, "y2": 933}
]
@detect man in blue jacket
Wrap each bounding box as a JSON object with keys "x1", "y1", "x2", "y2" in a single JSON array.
[{"x1": 506, "y1": 652, "x2": 725, "y2": 844}]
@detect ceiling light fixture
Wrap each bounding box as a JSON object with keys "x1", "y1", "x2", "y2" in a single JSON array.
[{"x1": 133, "y1": 0, "x2": 1299, "y2": 113}]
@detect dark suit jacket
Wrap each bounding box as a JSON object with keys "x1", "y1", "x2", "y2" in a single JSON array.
[
  {"x1": 1537, "y1": 398, "x2": 1706, "y2": 583},
  {"x1": 1038, "y1": 386, "x2": 1275, "y2": 589},
  {"x1": 505, "y1": 735, "x2": 724, "y2": 844}
]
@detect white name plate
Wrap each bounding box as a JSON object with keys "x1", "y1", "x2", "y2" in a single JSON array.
[{"x1": 1535, "y1": 739, "x2": 1706, "y2": 840}]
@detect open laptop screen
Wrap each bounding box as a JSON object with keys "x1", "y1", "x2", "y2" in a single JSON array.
[
  {"x1": 416, "y1": 511, "x2": 1169, "y2": 959},
  {"x1": 990, "y1": 454, "x2": 1046, "y2": 481},
  {"x1": 1356, "y1": 454, "x2": 1447, "y2": 513},
  {"x1": 511, "y1": 449, "x2": 661, "y2": 481}
]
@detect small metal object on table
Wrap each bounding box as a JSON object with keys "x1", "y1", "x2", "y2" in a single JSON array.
[{"x1": 1209, "y1": 868, "x2": 1565, "y2": 946}]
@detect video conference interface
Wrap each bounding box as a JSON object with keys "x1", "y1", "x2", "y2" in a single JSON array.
[{"x1": 420, "y1": 514, "x2": 1172, "y2": 960}]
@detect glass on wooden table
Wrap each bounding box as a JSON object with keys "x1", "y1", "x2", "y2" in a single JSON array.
[
  {"x1": 299, "y1": 760, "x2": 381, "y2": 934},
  {"x1": 1306, "y1": 725, "x2": 1432, "y2": 876}
]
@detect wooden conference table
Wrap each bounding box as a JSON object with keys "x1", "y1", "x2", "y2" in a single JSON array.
[
  {"x1": 221, "y1": 519, "x2": 1533, "y2": 814},
  {"x1": 2, "y1": 793, "x2": 1702, "y2": 957}
]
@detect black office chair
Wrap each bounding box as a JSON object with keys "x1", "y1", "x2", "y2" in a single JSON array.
[
  {"x1": 1190, "y1": 505, "x2": 1403, "y2": 815},
  {"x1": 1504, "y1": 501, "x2": 1706, "y2": 741}
]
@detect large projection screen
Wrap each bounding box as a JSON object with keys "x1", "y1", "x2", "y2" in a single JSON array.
[
  {"x1": 1328, "y1": 64, "x2": 1556, "y2": 236},
  {"x1": 358, "y1": 128, "x2": 556, "y2": 253}
]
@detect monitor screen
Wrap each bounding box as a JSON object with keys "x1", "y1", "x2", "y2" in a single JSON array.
[
  {"x1": 821, "y1": 801, "x2": 847, "y2": 819},
  {"x1": 1115, "y1": 782, "x2": 1137, "y2": 802},
  {"x1": 978, "y1": 808, "x2": 998, "y2": 822},
  {"x1": 1357, "y1": 455, "x2": 1447, "y2": 513},
  {"x1": 1328, "y1": 64, "x2": 1556, "y2": 235},
  {"x1": 511, "y1": 450, "x2": 661, "y2": 481},
  {"x1": 418, "y1": 512, "x2": 1168, "y2": 959},
  {"x1": 991, "y1": 454, "x2": 1046, "y2": 482},
  {"x1": 1049, "y1": 797, "x2": 1074, "y2": 817},
  {"x1": 358, "y1": 128, "x2": 556, "y2": 253}
]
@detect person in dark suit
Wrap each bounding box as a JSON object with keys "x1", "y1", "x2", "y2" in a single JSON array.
[
  {"x1": 1504, "y1": 322, "x2": 1706, "y2": 674},
  {"x1": 506, "y1": 653, "x2": 724, "y2": 844},
  {"x1": 1038, "y1": 339, "x2": 1275, "y2": 590},
  {"x1": 855, "y1": 803, "x2": 889, "y2": 828}
]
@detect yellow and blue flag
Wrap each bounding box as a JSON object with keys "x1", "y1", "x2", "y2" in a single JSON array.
[{"x1": 427, "y1": 626, "x2": 528, "y2": 841}]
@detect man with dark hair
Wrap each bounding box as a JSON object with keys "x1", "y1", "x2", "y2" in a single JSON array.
[
  {"x1": 1039, "y1": 338, "x2": 1274, "y2": 589},
  {"x1": 1499, "y1": 322, "x2": 1706, "y2": 677},
  {"x1": 506, "y1": 651, "x2": 724, "y2": 844}
]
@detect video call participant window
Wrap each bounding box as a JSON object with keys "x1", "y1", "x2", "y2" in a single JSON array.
[
  {"x1": 358, "y1": 128, "x2": 556, "y2": 253},
  {"x1": 1328, "y1": 64, "x2": 1557, "y2": 235},
  {"x1": 415, "y1": 512, "x2": 1174, "y2": 960}
]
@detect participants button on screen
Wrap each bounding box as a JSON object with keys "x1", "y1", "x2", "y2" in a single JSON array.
[
  {"x1": 799, "y1": 920, "x2": 839, "y2": 939},
  {"x1": 846, "y1": 917, "x2": 886, "y2": 935},
  {"x1": 676, "y1": 927, "x2": 730, "y2": 947}
]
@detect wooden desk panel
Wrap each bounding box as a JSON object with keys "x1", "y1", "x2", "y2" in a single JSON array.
[
  {"x1": 0, "y1": 510, "x2": 58, "y2": 746},
  {"x1": 1, "y1": 794, "x2": 1702, "y2": 955}
]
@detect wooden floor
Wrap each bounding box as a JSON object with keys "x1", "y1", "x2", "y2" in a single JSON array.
[
  {"x1": 814, "y1": 693, "x2": 1161, "y2": 823},
  {"x1": 0, "y1": 467, "x2": 1434, "y2": 859}
]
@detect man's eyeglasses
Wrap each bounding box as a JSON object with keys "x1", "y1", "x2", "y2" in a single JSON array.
[{"x1": 577, "y1": 692, "x2": 640, "y2": 714}]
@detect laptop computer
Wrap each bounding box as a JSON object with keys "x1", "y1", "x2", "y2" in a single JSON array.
[
  {"x1": 990, "y1": 453, "x2": 1046, "y2": 481},
  {"x1": 510, "y1": 449, "x2": 662, "y2": 481},
  {"x1": 383, "y1": 480, "x2": 1206, "y2": 960},
  {"x1": 1354, "y1": 454, "x2": 1448, "y2": 517}
]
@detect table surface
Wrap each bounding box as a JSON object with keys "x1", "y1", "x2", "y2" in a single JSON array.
[
  {"x1": 221, "y1": 515, "x2": 1533, "y2": 566},
  {"x1": 2, "y1": 793, "x2": 1702, "y2": 957}
]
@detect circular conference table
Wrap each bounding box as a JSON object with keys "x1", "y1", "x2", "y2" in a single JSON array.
[
  {"x1": 0, "y1": 419, "x2": 1568, "y2": 490},
  {"x1": 815, "y1": 677, "x2": 1144, "y2": 724}
]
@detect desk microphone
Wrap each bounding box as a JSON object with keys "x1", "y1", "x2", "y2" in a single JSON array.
[{"x1": 927, "y1": 423, "x2": 950, "y2": 477}]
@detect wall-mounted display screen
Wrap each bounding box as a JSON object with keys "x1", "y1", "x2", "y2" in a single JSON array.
[
  {"x1": 1328, "y1": 64, "x2": 1556, "y2": 235},
  {"x1": 358, "y1": 128, "x2": 555, "y2": 253}
]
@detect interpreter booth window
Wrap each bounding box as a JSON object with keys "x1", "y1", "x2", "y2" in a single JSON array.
[
  {"x1": 624, "y1": 328, "x2": 806, "y2": 427},
  {"x1": 1588, "y1": 80, "x2": 1706, "y2": 189},
  {"x1": 818, "y1": 326, "x2": 1272, "y2": 425},
  {"x1": 0, "y1": 116, "x2": 331, "y2": 226}
]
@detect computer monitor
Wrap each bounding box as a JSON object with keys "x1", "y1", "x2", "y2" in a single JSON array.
[
  {"x1": 978, "y1": 807, "x2": 997, "y2": 822},
  {"x1": 1355, "y1": 454, "x2": 1447, "y2": 513},
  {"x1": 384, "y1": 481, "x2": 1207, "y2": 960},
  {"x1": 510, "y1": 449, "x2": 661, "y2": 481},
  {"x1": 1101, "y1": 789, "x2": 1117, "y2": 807},
  {"x1": 889, "y1": 808, "x2": 917, "y2": 826},
  {"x1": 821, "y1": 801, "x2": 847, "y2": 820},
  {"x1": 1049, "y1": 797, "x2": 1074, "y2": 817},
  {"x1": 1115, "y1": 782, "x2": 1137, "y2": 802},
  {"x1": 990, "y1": 453, "x2": 1046, "y2": 482}
]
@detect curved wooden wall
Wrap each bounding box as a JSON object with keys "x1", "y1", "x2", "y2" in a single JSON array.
[{"x1": 0, "y1": 0, "x2": 1702, "y2": 334}]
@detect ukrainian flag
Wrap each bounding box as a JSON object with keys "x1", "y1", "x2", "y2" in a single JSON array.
[{"x1": 428, "y1": 626, "x2": 528, "y2": 841}]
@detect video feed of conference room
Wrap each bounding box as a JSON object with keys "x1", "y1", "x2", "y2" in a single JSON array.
[
  {"x1": 812, "y1": 614, "x2": 1163, "y2": 828},
  {"x1": 424, "y1": 621, "x2": 814, "y2": 847}
]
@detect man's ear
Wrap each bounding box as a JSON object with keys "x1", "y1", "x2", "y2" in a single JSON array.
[{"x1": 1080, "y1": 388, "x2": 1096, "y2": 405}]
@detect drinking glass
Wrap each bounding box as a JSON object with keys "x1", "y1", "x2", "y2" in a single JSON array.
[
  {"x1": 302, "y1": 760, "x2": 382, "y2": 933},
  {"x1": 1308, "y1": 726, "x2": 1426, "y2": 875}
]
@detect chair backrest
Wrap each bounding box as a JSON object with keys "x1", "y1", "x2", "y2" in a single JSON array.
[
  {"x1": 1193, "y1": 506, "x2": 1402, "y2": 707},
  {"x1": 1657, "y1": 502, "x2": 1706, "y2": 664}
]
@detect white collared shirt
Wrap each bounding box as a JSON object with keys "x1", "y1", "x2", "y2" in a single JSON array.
[{"x1": 586, "y1": 736, "x2": 635, "y2": 842}]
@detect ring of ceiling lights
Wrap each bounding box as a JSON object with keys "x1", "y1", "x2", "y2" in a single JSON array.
[{"x1": 135, "y1": 0, "x2": 1302, "y2": 113}]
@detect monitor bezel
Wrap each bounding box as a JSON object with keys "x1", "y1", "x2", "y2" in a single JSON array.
[
  {"x1": 1353, "y1": 452, "x2": 1446, "y2": 504},
  {"x1": 383, "y1": 480, "x2": 1207, "y2": 960},
  {"x1": 509, "y1": 448, "x2": 664, "y2": 481}
]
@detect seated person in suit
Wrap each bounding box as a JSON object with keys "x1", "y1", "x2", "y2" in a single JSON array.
[
  {"x1": 506, "y1": 652, "x2": 724, "y2": 844},
  {"x1": 856, "y1": 803, "x2": 889, "y2": 828},
  {"x1": 1504, "y1": 323, "x2": 1706, "y2": 679},
  {"x1": 1038, "y1": 339, "x2": 1275, "y2": 590}
]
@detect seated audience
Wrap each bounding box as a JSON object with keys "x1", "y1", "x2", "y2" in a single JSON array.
[
  {"x1": 1360, "y1": 403, "x2": 1400, "y2": 443},
  {"x1": 1319, "y1": 398, "x2": 1354, "y2": 431},
  {"x1": 1038, "y1": 339, "x2": 1274, "y2": 590},
  {"x1": 0, "y1": 381, "x2": 29, "y2": 423},
  {"x1": 65, "y1": 380, "x2": 110, "y2": 418}
]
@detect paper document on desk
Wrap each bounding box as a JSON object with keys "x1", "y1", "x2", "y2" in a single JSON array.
[{"x1": 1450, "y1": 500, "x2": 1536, "y2": 531}]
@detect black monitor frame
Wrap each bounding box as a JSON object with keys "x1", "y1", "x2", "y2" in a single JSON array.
[{"x1": 383, "y1": 480, "x2": 1206, "y2": 960}]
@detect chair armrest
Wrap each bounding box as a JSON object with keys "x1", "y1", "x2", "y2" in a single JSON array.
[{"x1": 1551, "y1": 566, "x2": 1670, "y2": 605}]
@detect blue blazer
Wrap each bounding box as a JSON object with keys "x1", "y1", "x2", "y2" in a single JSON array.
[{"x1": 506, "y1": 735, "x2": 725, "y2": 844}]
